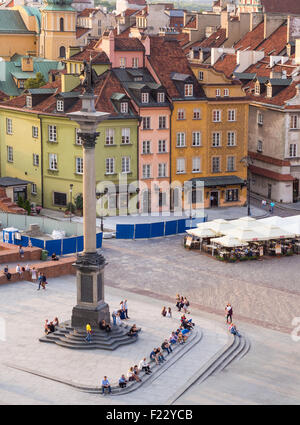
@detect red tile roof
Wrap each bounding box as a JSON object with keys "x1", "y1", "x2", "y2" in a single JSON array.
[
  {"x1": 261, "y1": 0, "x2": 300, "y2": 14},
  {"x1": 128, "y1": 0, "x2": 146, "y2": 4},
  {"x1": 78, "y1": 8, "x2": 97, "y2": 17},
  {"x1": 114, "y1": 37, "x2": 145, "y2": 51},
  {"x1": 69, "y1": 47, "x2": 110, "y2": 64},
  {"x1": 248, "y1": 80, "x2": 298, "y2": 108},
  {"x1": 249, "y1": 151, "x2": 290, "y2": 166},
  {"x1": 214, "y1": 54, "x2": 237, "y2": 78},
  {"x1": 76, "y1": 27, "x2": 90, "y2": 39},
  {"x1": 0, "y1": 90, "x2": 9, "y2": 102},
  {"x1": 147, "y1": 36, "x2": 206, "y2": 99},
  {"x1": 197, "y1": 28, "x2": 226, "y2": 48},
  {"x1": 185, "y1": 16, "x2": 196, "y2": 29},
  {"x1": 234, "y1": 21, "x2": 264, "y2": 51},
  {"x1": 254, "y1": 24, "x2": 287, "y2": 56},
  {"x1": 249, "y1": 164, "x2": 294, "y2": 181}
]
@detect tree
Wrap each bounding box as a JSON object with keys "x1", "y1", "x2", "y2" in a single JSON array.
[{"x1": 24, "y1": 72, "x2": 46, "y2": 90}]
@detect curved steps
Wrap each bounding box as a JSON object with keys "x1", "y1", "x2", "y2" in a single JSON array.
[{"x1": 39, "y1": 322, "x2": 138, "y2": 351}]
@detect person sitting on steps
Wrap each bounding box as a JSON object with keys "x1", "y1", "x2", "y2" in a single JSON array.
[
  {"x1": 127, "y1": 324, "x2": 138, "y2": 337},
  {"x1": 138, "y1": 357, "x2": 152, "y2": 375},
  {"x1": 99, "y1": 319, "x2": 111, "y2": 333}
]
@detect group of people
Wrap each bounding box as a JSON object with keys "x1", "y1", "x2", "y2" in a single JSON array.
[
  {"x1": 111, "y1": 300, "x2": 129, "y2": 325},
  {"x1": 161, "y1": 306, "x2": 172, "y2": 318},
  {"x1": 84, "y1": 320, "x2": 139, "y2": 343},
  {"x1": 261, "y1": 199, "x2": 275, "y2": 214},
  {"x1": 175, "y1": 294, "x2": 190, "y2": 314},
  {"x1": 44, "y1": 317, "x2": 59, "y2": 335},
  {"x1": 225, "y1": 303, "x2": 241, "y2": 337}
]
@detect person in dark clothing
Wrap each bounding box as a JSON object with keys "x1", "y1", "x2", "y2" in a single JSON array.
[
  {"x1": 161, "y1": 339, "x2": 173, "y2": 355},
  {"x1": 99, "y1": 319, "x2": 111, "y2": 332}
]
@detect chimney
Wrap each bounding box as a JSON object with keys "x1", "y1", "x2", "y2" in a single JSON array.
[{"x1": 21, "y1": 56, "x2": 33, "y2": 72}]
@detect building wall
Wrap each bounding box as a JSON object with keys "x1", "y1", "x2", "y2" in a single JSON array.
[
  {"x1": 0, "y1": 109, "x2": 42, "y2": 205},
  {"x1": 0, "y1": 34, "x2": 37, "y2": 60}
]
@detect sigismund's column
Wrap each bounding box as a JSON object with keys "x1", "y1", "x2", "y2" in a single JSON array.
[{"x1": 67, "y1": 71, "x2": 110, "y2": 327}]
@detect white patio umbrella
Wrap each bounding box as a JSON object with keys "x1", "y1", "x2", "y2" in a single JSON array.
[
  {"x1": 258, "y1": 216, "x2": 284, "y2": 227},
  {"x1": 206, "y1": 219, "x2": 236, "y2": 236},
  {"x1": 211, "y1": 235, "x2": 249, "y2": 248},
  {"x1": 224, "y1": 226, "x2": 269, "y2": 241},
  {"x1": 254, "y1": 225, "x2": 295, "y2": 240},
  {"x1": 229, "y1": 218, "x2": 263, "y2": 229},
  {"x1": 186, "y1": 228, "x2": 217, "y2": 238},
  {"x1": 280, "y1": 221, "x2": 300, "y2": 237}
]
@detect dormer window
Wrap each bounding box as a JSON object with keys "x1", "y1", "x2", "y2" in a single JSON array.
[
  {"x1": 215, "y1": 89, "x2": 221, "y2": 97},
  {"x1": 267, "y1": 85, "x2": 272, "y2": 98},
  {"x1": 56, "y1": 100, "x2": 64, "y2": 112},
  {"x1": 255, "y1": 82, "x2": 260, "y2": 96},
  {"x1": 184, "y1": 84, "x2": 193, "y2": 97},
  {"x1": 224, "y1": 89, "x2": 229, "y2": 97},
  {"x1": 141, "y1": 92, "x2": 149, "y2": 103},
  {"x1": 157, "y1": 92, "x2": 165, "y2": 103},
  {"x1": 26, "y1": 95, "x2": 32, "y2": 108},
  {"x1": 120, "y1": 102, "x2": 128, "y2": 113},
  {"x1": 132, "y1": 58, "x2": 139, "y2": 68}
]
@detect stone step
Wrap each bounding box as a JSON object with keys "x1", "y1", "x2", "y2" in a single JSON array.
[
  {"x1": 54, "y1": 336, "x2": 137, "y2": 351},
  {"x1": 61, "y1": 333, "x2": 135, "y2": 344}
]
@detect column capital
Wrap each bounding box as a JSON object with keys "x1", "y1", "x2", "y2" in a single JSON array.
[{"x1": 80, "y1": 132, "x2": 100, "y2": 149}]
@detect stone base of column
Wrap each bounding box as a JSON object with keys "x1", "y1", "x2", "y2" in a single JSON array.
[{"x1": 71, "y1": 302, "x2": 110, "y2": 328}]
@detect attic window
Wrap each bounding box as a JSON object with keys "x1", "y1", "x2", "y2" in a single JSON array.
[
  {"x1": 120, "y1": 102, "x2": 128, "y2": 113},
  {"x1": 267, "y1": 85, "x2": 272, "y2": 98},
  {"x1": 157, "y1": 92, "x2": 165, "y2": 103},
  {"x1": 141, "y1": 92, "x2": 149, "y2": 103},
  {"x1": 184, "y1": 84, "x2": 193, "y2": 97},
  {"x1": 134, "y1": 76, "x2": 143, "y2": 82},
  {"x1": 57, "y1": 100, "x2": 64, "y2": 112},
  {"x1": 26, "y1": 95, "x2": 32, "y2": 108},
  {"x1": 254, "y1": 83, "x2": 260, "y2": 96}
]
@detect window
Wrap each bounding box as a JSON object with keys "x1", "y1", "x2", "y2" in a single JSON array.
[
  {"x1": 215, "y1": 89, "x2": 221, "y2": 97},
  {"x1": 33, "y1": 154, "x2": 39, "y2": 166},
  {"x1": 198, "y1": 71, "x2": 204, "y2": 81},
  {"x1": 60, "y1": 17, "x2": 64, "y2": 32},
  {"x1": 212, "y1": 157, "x2": 220, "y2": 173},
  {"x1": 120, "y1": 57, "x2": 126, "y2": 68},
  {"x1": 184, "y1": 84, "x2": 193, "y2": 97},
  {"x1": 177, "y1": 109, "x2": 185, "y2": 120},
  {"x1": 26, "y1": 96, "x2": 32, "y2": 108},
  {"x1": 226, "y1": 189, "x2": 239, "y2": 202},
  {"x1": 212, "y1": 110, "x2": 221, "y2": 122},
  {"x1": 192, "y1": 132, "x2": 201, "y2": 146},
  {"x1": 75, "y1": 128, "x2": 82, "y2": 145},
  {"x1": 158, "y1": 139, "x2": 166, "y2": 153},
  {"x1": 176, "y1": 132, "x2": 186, "y2": 147},
  {"x1": 224, "y1": 88, "x2": 229, "y2": 97},
  {"x1": 142, "y1": 117, "x2": 151, "y2": 129},
  {"x1": 176, "y1": 158, "x2": 185, "y2": 174},
  {"x1": 257, "y1": 140, "x2": 263, "y2": 153},
  {"x1": 255, "y1": 83, "x2": 260, "y2": 96},
  {"x1": 227, "y1": 131, "x2": 236, "y2": 146},
  {"x1": 6, "y1": 118, "x2": 12, "y2": 135},
  {"x1": 105, "y1": 158, "x2": 115, "y2": 174},
  {"x1": 141, "y1": 92, "x2": 149, "y2": 103},
  {"x1": 7, "y1": 146, "x2": 13, "y2": 162},
  {"x1": 56, "y1": 100, "x2": 64, "y2": 112},
  {"x1": 132, "y1": 57, "x2": 139, "y2": 68},
  {"x1": 59, "y1": 46, "x2": 66, "y2": 58},
  {"x1": 228, "y1": 109, "x2": 236, "y2": 121},
  {"x1": 227, "y1": 156, "x2": 235, "y2": 171},
  {"x1": 159, "y1": 191, "x2": 167, "y2": 207},
  {"x1": 105, "y1": 128, "x2": 115, "y2": 145},
  {"x1": 121, "y1": 128, "x2": 130, "y2": 144},
  {"x1": 142, "y1": 164, "x2": 151, "y2": 178},
  {"x1": 53, "y1": 192, "x2": 67, "y2": 206},
  {"x1": 120, "y1": 102, "x2": 128, "y2": 113},
  {"x1": 157, "y1": 92, "x2": 165, "y2": 103},
  {"x1": 32, "y1": 126, "x2": 38, "y2": 138},
  {"x1": 48, "y1": 125, "x2": 57, "y2": 142},
  {"x1": 192, "y1": 157, "x2": 201, "y2": 172},
  {"x1": 122, "y1": 156, "x2": 131, "y2": 173},
  {"x1": 142, "y1": 140, "x2": 151, "y2": 154},
  {"x1": 289, "y1": 144, "x2": 297, "y2": 157},
  {"x1": 212, "y1": 132, "x2": 221, "y2": 147},
  {"x1": 290, "y1": 115, "x2": 299, "y2": 129},
  {"x1": 267, "y1": 85, "x2": 272, "y2": 98},
  {"x1": 31, "y1": 183, "x2": 37, "y2": 195},
  {"x1": 159, "y1": 116, "x2": 167, "y2": 129},
  {"x1": 257, "y1": 112, "x2": 263, "y2": 125},
  {"x1": 193, "y1": 109, "x2": 201, "y2": 119},
  {"x1": 158, "y1": 163, "x2": 167, "y2": 177},
  {"x1": 76, "y1": 157, "x2": 83, "y2": 174},
  {"x1": 49, "y1": 153, "x2": 57, "y2": 170}
]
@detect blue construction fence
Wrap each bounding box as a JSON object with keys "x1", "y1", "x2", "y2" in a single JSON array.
[
  {"x1": 116, "y1": 217, "x2": 207, "y2": 239},
  {"x1": 12, "y1": 232, "x2": 103, "y2": 256}
]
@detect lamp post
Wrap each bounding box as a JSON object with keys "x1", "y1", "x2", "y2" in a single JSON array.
[
  {"x1": 69, "y1": 183, "x2": 73, "y2": 223},
  {"x1": 67, "y1": 61, "x2": 110, "y2": 327},
  {"x1": 240, "y1": 155, "x2": 253, "y2": 217}
]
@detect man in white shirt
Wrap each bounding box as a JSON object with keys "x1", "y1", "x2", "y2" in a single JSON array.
[{"x1": 138, "y1": 358, "x2": 151, "y2": 375}]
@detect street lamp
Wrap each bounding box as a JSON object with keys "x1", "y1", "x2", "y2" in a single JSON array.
[
  {"x1": 97, "y1": 187, "x2": 108, "y2": 232},
  {"x1": 69, "y1": 183, "x2": 73, "y2": 222},
  {"x1": 240, "y1": 155, "x2": 253, "y2": 216}
]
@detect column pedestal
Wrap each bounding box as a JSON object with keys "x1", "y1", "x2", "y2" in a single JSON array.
[{"x1": 71, "y1": 251, "x2": 110, "y2": 327}]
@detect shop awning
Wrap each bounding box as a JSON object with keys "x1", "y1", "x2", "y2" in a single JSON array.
[{"x1": 189, "y1": 175, "x2": 245, "y2": 188}]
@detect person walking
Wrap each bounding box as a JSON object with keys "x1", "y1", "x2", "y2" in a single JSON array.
[
  {"x1": 16, "y1": 264, "x2": 22, "y2": 279},
  {"x1": 225, "y1": 303, "x2": 233, "y2": 324},
  {"x1": 19, "y1": 245, "x2": 24, "y2": 259},
  {"x1": 124, "y1": 299, "x2": 129, "y2": 319},
  {"x1": 37, "y1": 272, "x2": 43, "y2": 290},
  {"x1": 85, "y1": 323, "x2": 92, "y2": 343},
  {"x1": 112, "y1": 310, "x2": 117, "y2": 326},
  {"x1": 269, "y1": 201, "x2": 275, "y2": 214},
  {"x1": 261, "y1": 199, "x2": 267, "y2": 209},
  {"x1": 41, "y1": 273, "x2": 47, "y2": 290},
  {"x1": 31, "y1": 267, "x2": 37, "y2": 283}
]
